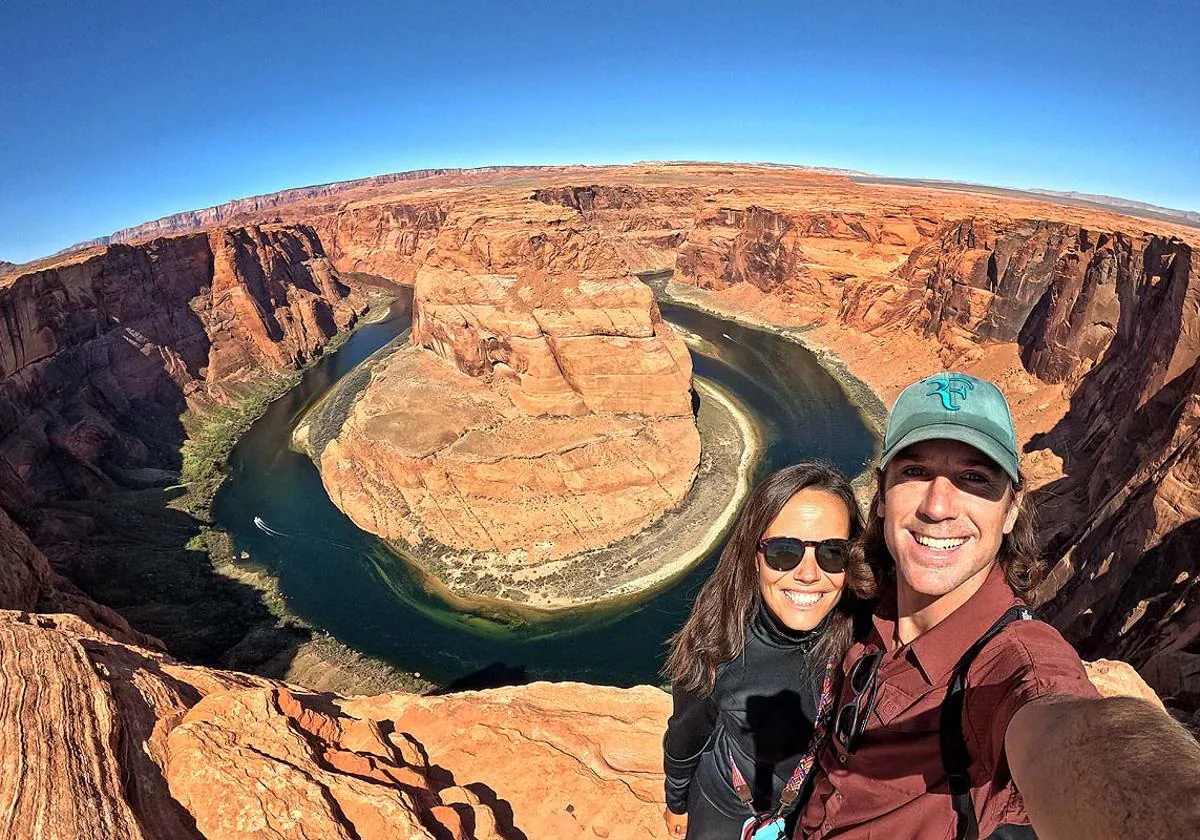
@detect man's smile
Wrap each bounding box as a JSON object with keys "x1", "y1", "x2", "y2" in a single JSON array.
[{"x1": 909, "y1": 531, "x2": 970, "y2": 552}]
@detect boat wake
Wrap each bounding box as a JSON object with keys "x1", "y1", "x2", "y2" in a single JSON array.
[
  {"x1": 252, "y1": 515, "x2": 363, "y2": 552},
  {"x1": 253, "y1": 516, "x2": 288, "y2": 537}
]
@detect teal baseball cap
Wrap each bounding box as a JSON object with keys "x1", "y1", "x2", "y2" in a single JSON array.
[{"x1": 879, "y1": 371, "x2": 1020, "y2": 485}]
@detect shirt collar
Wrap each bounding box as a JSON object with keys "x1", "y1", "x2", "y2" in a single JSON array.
[{"x1": 869, "y1": 564, "x2": 1022, "y2": 686}]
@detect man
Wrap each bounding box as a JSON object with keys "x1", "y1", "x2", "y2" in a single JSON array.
[{"x1": 799, "y1": 371, "x2": 1200, "y2": 840}]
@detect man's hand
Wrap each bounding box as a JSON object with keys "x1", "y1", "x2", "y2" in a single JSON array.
[{"x1": 663, "y1": 807, "x2": 688, "y2": 838}]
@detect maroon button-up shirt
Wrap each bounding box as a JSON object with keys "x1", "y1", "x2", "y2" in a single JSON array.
[{"x1": 800, "y1": 565, "x2": 1099, "y2": 839}]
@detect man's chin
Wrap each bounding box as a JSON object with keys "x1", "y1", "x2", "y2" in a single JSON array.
[
  {"x1": 895, "y1": 558, "x2": 970, "y2": 598},
  {"x1": 895, "y1": 554, "x2": 994, "y2": 600}
]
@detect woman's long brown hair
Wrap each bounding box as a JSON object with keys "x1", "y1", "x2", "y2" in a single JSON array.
[{"x1": 664, "y1": 461, "x2": 878, "y2": 695}]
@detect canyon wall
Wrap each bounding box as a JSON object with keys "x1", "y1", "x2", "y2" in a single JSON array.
[
  {"x1": 0, "y1": 223, "x2": 363, "y2": 675},
  {"x1": 0, "y1": 224, "x2": 360, "y2": 517},
  {"x1": 830, "y1": 220, "x2": 1199, "y2": 701},
  {"x1": 57, "y1": 166, "x2": 545, "y2": 257},
  {"x1": 664, "y1": 195, "x2": 1199, "y2": 706}
]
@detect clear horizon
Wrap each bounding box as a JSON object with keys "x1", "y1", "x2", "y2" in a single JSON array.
[{"x1": 3, "y1": 0, "x2": 1197, "y2": 263}]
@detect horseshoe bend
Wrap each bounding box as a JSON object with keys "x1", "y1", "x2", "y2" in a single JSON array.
[{"x1": 2, "y1": 163, "x2": 1200, "y2": 836}]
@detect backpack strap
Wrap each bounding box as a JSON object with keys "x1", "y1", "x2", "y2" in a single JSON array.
[{"x1": 939, "y1": 605, "x2": 1037, "y2": 840}]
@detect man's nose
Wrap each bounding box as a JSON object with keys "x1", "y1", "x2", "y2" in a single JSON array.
[
  {"x1": 792, "y1": 548, "x2": 823, "y2": 583},
  {"x1": 917, "y1": 475, "x2": 958, "y2": 521}
]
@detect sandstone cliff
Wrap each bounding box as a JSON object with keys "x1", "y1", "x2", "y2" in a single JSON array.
[
  {"x1": 0, "y1": 224, "x2": 360, "y2": 515},
  {"x1": 0, "y1": 223, "x2": 364, "y2": 680},
  {"x1": 0, "y1": 608, "x2": 1162, "y2": 840},
  {"x1": 828, "y1": 219, "x2": 1200, "y2": 707}
]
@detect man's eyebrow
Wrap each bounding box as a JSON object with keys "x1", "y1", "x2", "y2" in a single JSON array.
[{"x1": 960, "y1": 457, "x2": 1002, "y2": 472}]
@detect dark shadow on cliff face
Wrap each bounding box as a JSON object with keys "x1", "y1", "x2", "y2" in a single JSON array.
[
  {"x1": 382, "y1": 728, "x2": 529, "y2": 840},
  {"x1": 430, "y1": 662, "x2": 530, "y2": 695},
  {"x1": 1021, "y1": 240, "x2": 1197, "y2": 692},
  {"x1": 0, "y1": 241, "x2": 410, "y2": 691},
  {"x1": 38, "y1": 486, "x2": 313, "y2": 672},
  {"x1": 464, "y1": 782, "x2": 529, "y2": 840}
]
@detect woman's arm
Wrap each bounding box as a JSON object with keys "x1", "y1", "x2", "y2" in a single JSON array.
[{"x1": 663, "y1": 683, "x2": 719, "y2": 814}]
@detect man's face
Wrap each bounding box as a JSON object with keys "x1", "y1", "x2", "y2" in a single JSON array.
[{"x1": 878, "y1": 439, "x2": 1020, "y2": 598}]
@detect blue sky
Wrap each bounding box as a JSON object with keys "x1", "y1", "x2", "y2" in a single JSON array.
[{"x1": 2, "y1": 0, "x2": 1197, "y2": 263}]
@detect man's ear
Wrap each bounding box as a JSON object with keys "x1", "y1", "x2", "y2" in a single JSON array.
[{"x1": 1003, "y1": 488, "x2": 1022, "y2": 535}]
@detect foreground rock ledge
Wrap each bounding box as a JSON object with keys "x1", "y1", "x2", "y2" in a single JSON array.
[{"x1": 0, "y1": 609, "x2": 1166, "y2": 840}]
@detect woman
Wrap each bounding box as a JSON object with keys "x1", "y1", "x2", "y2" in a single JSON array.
[{"x1": 662, "y1": 461, "x2": 877, "y2": 839}]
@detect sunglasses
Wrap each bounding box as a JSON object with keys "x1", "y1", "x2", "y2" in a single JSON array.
[
  {"x1": 833, "y1": 649, "x2": 883, "y2": 754},
  {"x1": 757, "y1": 536, "x2": 850, "y2": 574}
]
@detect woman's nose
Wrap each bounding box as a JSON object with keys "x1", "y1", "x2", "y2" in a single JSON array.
[{"x1": 792, "y1": 548, "x2": 823, "y2": 583}]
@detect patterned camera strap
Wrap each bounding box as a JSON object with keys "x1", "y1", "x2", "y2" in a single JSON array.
[{"x1": 728, "y1": 654, "x2": 839, "y2": 819}]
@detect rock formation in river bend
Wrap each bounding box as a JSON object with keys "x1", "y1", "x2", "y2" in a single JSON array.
[{"x1": 308, "y1": 200, "x2": 700, "y2": 580}]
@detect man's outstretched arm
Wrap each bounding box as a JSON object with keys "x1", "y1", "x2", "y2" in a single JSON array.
[{"x1": 1006, "y1": 695, "x2": 1200, "y2": 840}]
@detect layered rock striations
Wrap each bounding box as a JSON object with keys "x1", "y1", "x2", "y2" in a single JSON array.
[
  {"x1": 0, "y1": 610, "x2": 519, "y2": 839},
  {"x1": 312, "y1": 200, "x2": 449, "y2": 282},
  {"x1": 0, "y1": 608, "x2": 1162, "y2": 840},
  {"x1": 306, "y1": 203, "x2": 701, "y2": 599},
  {"x1": 0, "y1": 224, "x2": 360, "y2": 515},
  {"x1": 0, "y1": 223, "x2": 363, "y2": 685}
]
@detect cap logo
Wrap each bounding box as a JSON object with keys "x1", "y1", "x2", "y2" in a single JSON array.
[{"x1": 926, "y1": 374, "x2": 975, "y2": 411}]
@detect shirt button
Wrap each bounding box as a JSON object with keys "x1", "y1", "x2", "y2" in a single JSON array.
[
  {"x1": 838, "y1": 753, "x2": 847, "y2": 764},
  {"x1": 835, "y1": 792, "x2": 844, "y2": 802},
  {"x1": 824, "y1": 823, "x2": 833, "y2": 832}
]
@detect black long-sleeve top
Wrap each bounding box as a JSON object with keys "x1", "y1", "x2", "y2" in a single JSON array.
[{"x1": 662, "y1": 606, "x2": 824, "y2": 815}]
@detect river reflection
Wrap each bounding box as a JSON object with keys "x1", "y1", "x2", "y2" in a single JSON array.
[{"x1": 212, "y1": 294, "x2": 875, "y2": 687}]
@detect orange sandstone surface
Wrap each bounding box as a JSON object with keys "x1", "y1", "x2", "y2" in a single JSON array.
[{"x1": 0, "y1": 606, "x2": 1162, "y2": 840}]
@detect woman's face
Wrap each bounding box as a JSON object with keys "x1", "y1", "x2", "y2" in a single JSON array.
[{"x1": 757, "y1": 488, "x2": 851, "y2": 632}]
